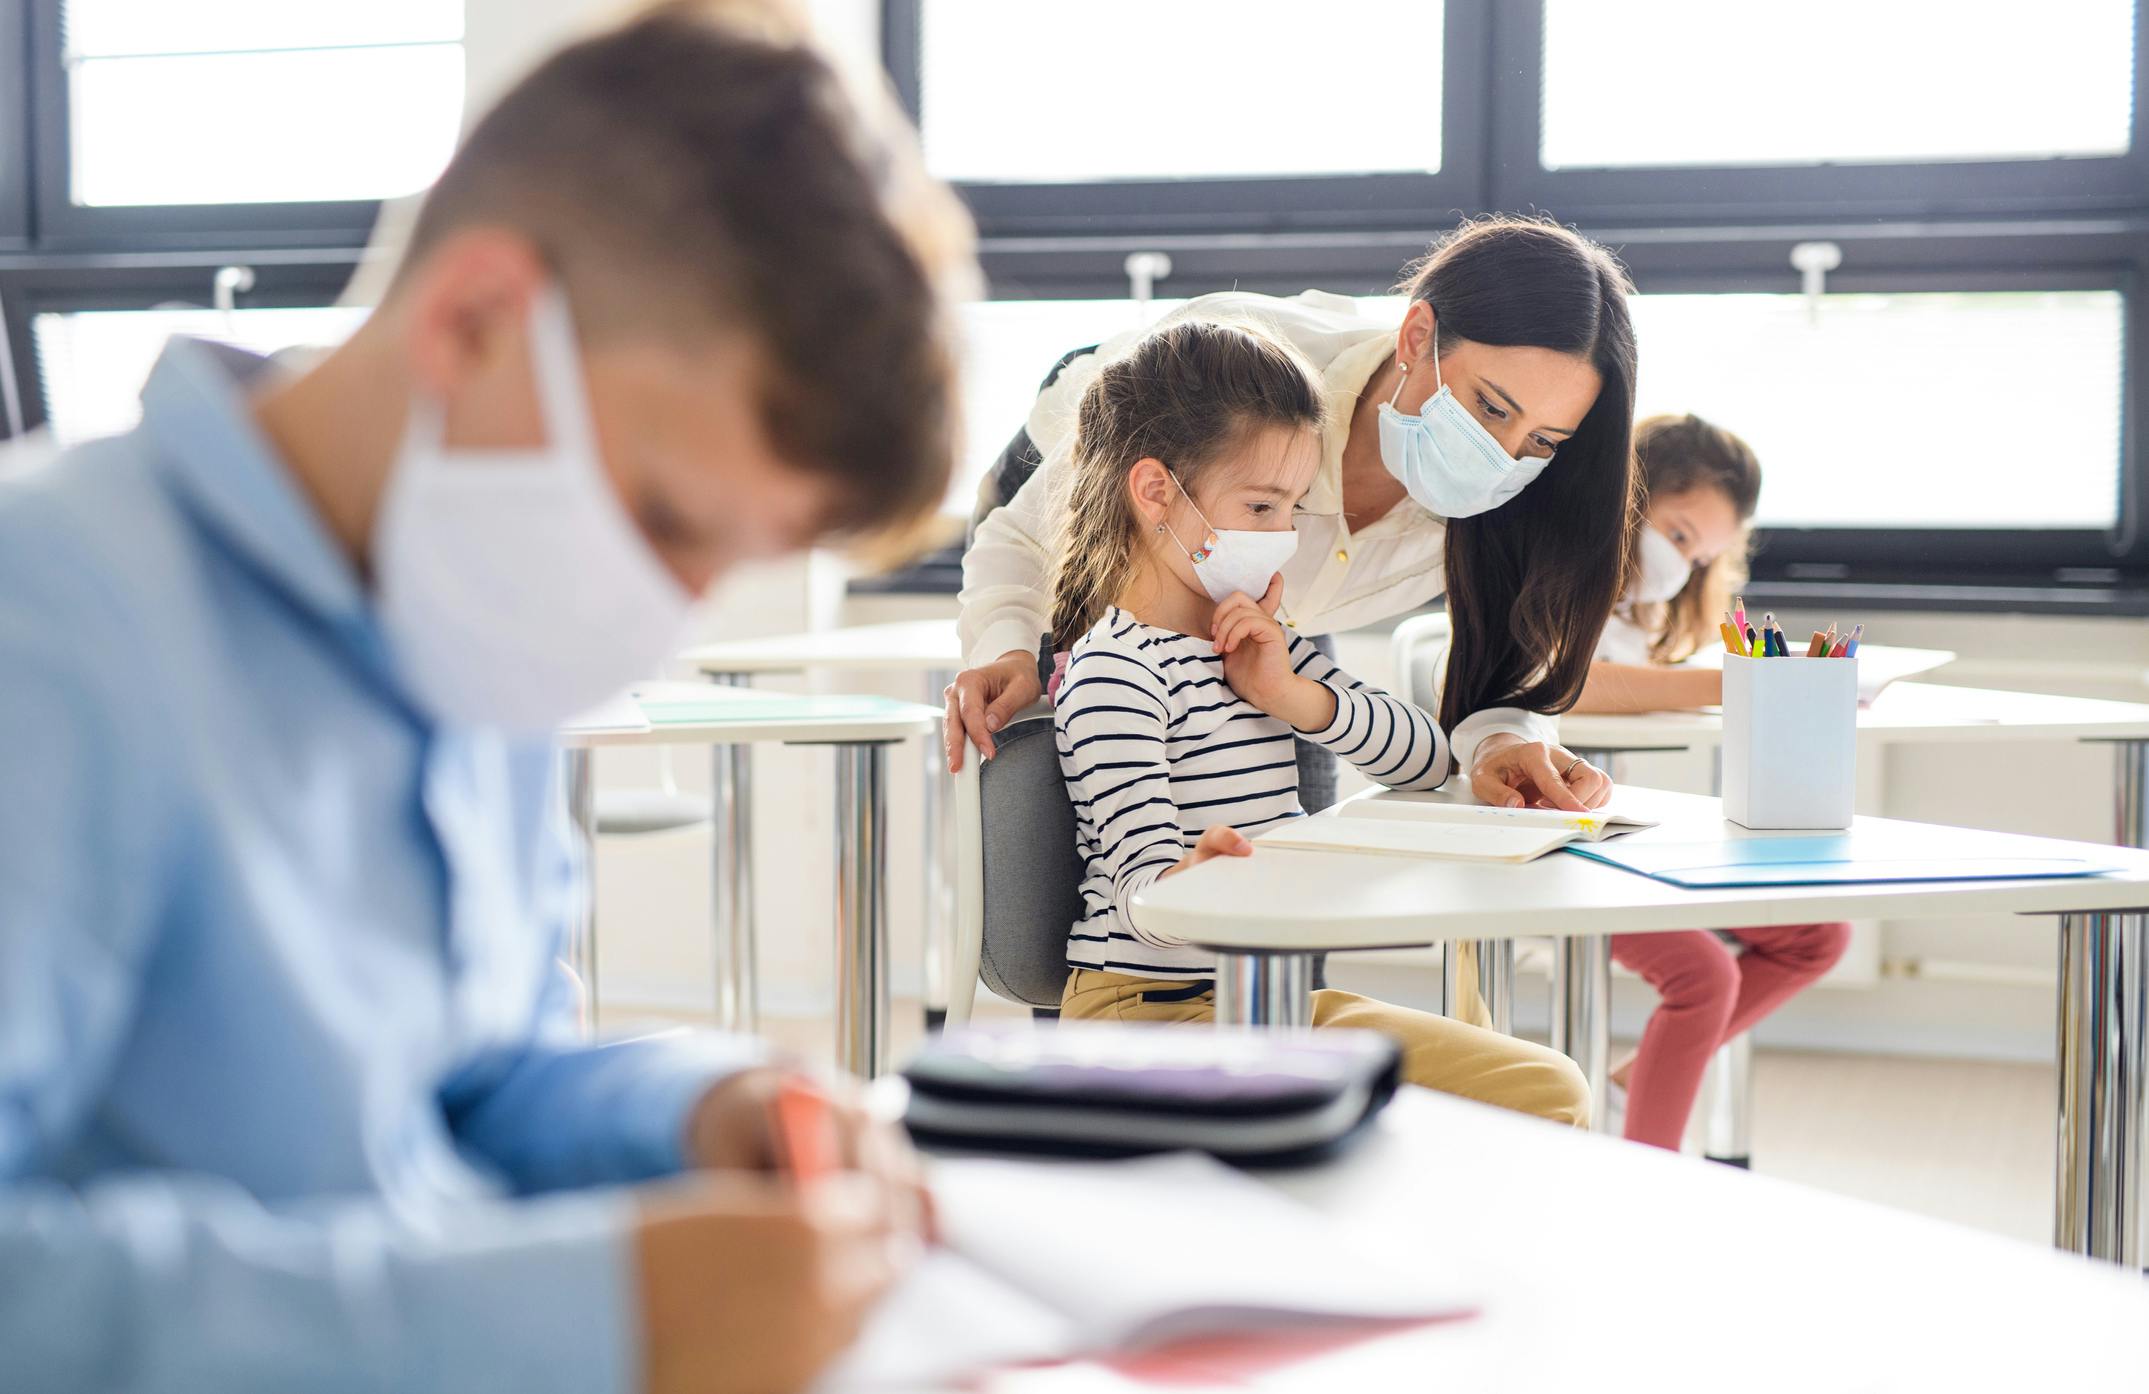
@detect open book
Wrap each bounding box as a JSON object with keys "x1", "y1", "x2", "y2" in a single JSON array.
[
  {"x1": 816, "y1": 1152, "x2": 1474, "y2": 1392},
  {"x1": 1254, "y1": 791, "x2": 1657, "y2": 864}
]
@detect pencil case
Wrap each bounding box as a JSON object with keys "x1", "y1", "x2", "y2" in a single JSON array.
[
  {"x1": 899, "y1": 1024, "x2": 1402, "y2": 1167},
  {"x1": 1722, "y1": 653, "x2": 1857, "y2": 830}
]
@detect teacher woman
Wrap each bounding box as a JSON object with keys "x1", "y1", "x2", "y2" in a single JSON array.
[{"x1": 946, "y1": 216, "x2": 1639, "y2": 820}]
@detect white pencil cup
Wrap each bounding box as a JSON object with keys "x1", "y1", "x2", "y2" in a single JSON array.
[{"x1": 1721, "y1": 654, "x2": 1857, "y2": 830}]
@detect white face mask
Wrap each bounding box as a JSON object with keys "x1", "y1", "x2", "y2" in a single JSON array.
[
  {"x1": 1374, "y1": 332, "x2": 1551, "y2": 519},
  {"x1": 1163, "y1": 474, "x2": 1299, "y2": 604},
  {"x1": 1628, "y1": 522, "x2": 1695, "y2": 605},
  {"x1": 372, "y1": 286, "x2": 695, "y2": 732}
]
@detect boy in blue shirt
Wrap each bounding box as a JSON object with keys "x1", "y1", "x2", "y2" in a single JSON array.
[{"x1": 0, "y1": 5, "x2": 972, "y2": 1392}]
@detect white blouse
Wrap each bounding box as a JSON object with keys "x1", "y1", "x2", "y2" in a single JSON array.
[{"x1": 958, "y1": 288, "x2": 1553, "y2": 774}]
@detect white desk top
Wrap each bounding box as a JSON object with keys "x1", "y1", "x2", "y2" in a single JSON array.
[
  {"x1": 682, "y1": 619, "x2": 962, "y2": 677},
  {"x1": 557, "y1": 681, "x2": 938, "y2": 748},
  {"x1": 977, "y1": 1088, "x2": 2149, "y2": 1391},
  {"x1": 1561, "y1": 681, "x2": 2149, "y2": 753},
  {"x1": 1131, "y1": 783, "x2": 2149, "y2": 950}
]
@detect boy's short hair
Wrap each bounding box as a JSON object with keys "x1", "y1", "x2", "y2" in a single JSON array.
[{"x1": 397, "y1": 0, "x2": 975, "y2": 545}]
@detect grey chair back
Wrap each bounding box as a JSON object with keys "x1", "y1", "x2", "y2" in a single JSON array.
[{"x1": 975, "y1": 716, "x2": 1086, "y2": 1008}]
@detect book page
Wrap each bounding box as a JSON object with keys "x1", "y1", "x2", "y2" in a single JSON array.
[
  {"x1": 934, "y1": 1154, "x2": 1473, "y2": 1348},
  {"x1": 813, "y1": 1247, "x2": 1078, "y2": 1393},
  {"x1": 1337, "y1": 791, "x2": 1657, "y2": 841},
  {"x1": 1257, "y1": 817, "x2": 1574, "y2": 862}
]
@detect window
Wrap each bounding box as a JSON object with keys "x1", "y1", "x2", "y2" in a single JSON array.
[
  {"x1": 1541, "y1": 0, "x2": 2134, "y2": 170},
  {"x1": 65, "y1": 2, "x2": 462, "y2": 208},
  {"x1": 1628, "y1": 290, "x2": 2126, "y2": 531},
  {"x1": 30, "y1": 0, "x2": 466, "y2": 247},
  {"x1": 1494, "y1": 0, "x2": 2147, "y2": 220},
  {"x1": 907, "y1": 0, "x2": 2149, "y2": 606},
  {"x1": 950, "y1": 297, "x2": 1184, "y2": 509},
  {"x1": 31, "y1": 303, "x2": 366, "y2": 446},
  {"x1": 0, "y1": 255, "x2": 365, "y2": 439},
  {"x1": 920, "y1": 1, "x2": 1440, "y2": 185},
  {"x1": 888, "y1": 0, "x2": 1485, "y2": 234}
]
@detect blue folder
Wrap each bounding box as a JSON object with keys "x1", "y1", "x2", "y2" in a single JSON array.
[{"x1": 1564, "y1": 832, "x2": 2123, "y2": 889}]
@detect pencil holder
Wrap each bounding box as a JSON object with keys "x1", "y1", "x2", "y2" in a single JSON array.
[{"x1": 1721, "y1": 654, "x2": 1857, "y2": 830}]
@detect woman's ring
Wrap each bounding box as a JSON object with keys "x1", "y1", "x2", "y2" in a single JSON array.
[{"x1": 1561, "y1": 756, "x2": 1590, "y2": 780}]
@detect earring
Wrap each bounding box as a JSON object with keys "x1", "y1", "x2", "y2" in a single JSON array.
[{"x1": 1155, "y1": 523, "x2": 1165, "y2": 533}]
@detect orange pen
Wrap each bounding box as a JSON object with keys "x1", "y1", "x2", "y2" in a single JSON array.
[{"x1": 770, "y1": 1077, "x2": 839, "y2": 1184}]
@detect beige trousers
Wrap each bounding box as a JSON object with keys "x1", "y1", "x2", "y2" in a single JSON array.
[{"x1": 1061, "y1": 968, "x2": 1590, "y2": 1128}]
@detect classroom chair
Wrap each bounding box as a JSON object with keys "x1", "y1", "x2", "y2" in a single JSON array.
[
  {"x1": 946, "y1": 711, "x2": 1086, "y2": 1023},
  {"x1": 1388, "y1": 612, "x2": 1758, "y2": 1158}
]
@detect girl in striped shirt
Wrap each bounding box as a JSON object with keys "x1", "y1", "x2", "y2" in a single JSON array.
[{"x1": 1048, "y1": 320, "x2": 1589, "y2": 1125}]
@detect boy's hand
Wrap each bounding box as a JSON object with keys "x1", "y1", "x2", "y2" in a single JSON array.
[
  {"x1": 636, "y1": 1172, "x2": 918, "y2": 1394},
  {"x1": 1163, "y1": 824, "x2": 1254, "y2": 878},
  {"x1": 1213, "y1": 576, "x2": 1335, "y2": 731},
  {"x1": 685, "y1": 1068, "x2": 931, "y2": 1241}
]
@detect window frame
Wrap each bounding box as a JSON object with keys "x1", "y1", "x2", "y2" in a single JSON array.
[
  {"x1": 878, "y1": 1, "x2": 2149, "y2": 608},
  {"x1": 0, "y1": 250, "x2": 363, "y2": 436},
  {"x1": 917, "y1": 219, "x2": 2148, "y2": 600},
  {"x1": 25, "y1": 0, "x2": 441, "y2": 252},
  {"x1": 1488, "y1": 2, "x2": 2149, "y2": 224},
  {"x1": 882, "y1": 0, "x2": 1493, "y2": 238},
  {"x1": 0, "y1": 3, "x2": 29, "y2": 250}
]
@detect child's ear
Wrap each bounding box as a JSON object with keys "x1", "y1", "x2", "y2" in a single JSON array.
[{"x1": 1127, "y1": 457, "x2": 1174, "y2": 528}]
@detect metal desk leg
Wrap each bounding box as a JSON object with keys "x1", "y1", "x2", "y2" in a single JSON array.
[
  {"x1": 1438, "y1": 940, "x2": 1514, "y2": 1032},
  {"x1": 707, "y1": 673, "x2": 757, "y2": 1033},
  {"x1": 2055, "y1": 909, "x2": 2147, "y2": 1264},
  {"x1": 562, "y1": 748, "x2": 599, "y2": 1030},
  {"x1": 1559, "y1": 747, "x2": 1623, "y2": 1128},
  {"x1": 834, "y1": 742, "x2": 893, "y2": 1079},
  {"x1": 1701, "y1": 1034, "x2": 1754, "y2": 1165},
  {"x1": 922, "y1": 667, "x2": 958, "y2": 1032},
  {"x1": 1215, "y1": 951, "x2": 1316, "y2": 1028},
  {"x1": 1552, "y1": 934, "x2": 1612, "y2": 1133},
  {"x1": 1477, "y1": 940, "x2": 1515, "y2": 1034}
]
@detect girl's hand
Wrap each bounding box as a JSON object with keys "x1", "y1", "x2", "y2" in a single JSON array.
[
  {"x1": 1212, "y1": 576, "x2": 1335, "y2": 731},
  {"x1": 1162, "y1": 824, "x2": 1254, "y2": 878},
  {"x1": 1470, "y1": 736, "x2": 1615, "y2": 812}
]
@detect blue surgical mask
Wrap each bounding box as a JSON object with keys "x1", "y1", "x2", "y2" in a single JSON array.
[{"x1": 1375, "y1": 334, "x2": 1552, "y2": 520}]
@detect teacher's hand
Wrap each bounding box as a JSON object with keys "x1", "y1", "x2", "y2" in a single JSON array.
[
  {"x1": 943, "y1": 650, "x2": 1041, "y2": 772},
  {"x1": 1469, "y1": 735, "x2": 1614, "y2": 812}
]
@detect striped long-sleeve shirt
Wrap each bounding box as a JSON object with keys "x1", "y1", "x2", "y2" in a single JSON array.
[{"x1": 1056, "y1": 606, "x2": 1449, "y2": 979}]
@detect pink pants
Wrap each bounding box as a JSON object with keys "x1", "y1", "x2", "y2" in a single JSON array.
[{"x1": 1610, "y1": 923, "x2": 1853, "y2": 1150}]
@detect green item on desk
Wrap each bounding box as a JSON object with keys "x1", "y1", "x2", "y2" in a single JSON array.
[
  {"x1": 1565, "y1": 831, "x2": 2124, "y2": 888},
  {"x1": 636, "y1": 693, "x2": 923, "y2": 725}
]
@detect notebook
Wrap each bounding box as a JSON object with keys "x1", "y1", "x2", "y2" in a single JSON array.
[
  {"x1": 816, "y1": 1151, "x2": 1474, "y2": 1393},
  {"x1": 1254, "y1": 791, "x2": 1657, "y2": 864},
  {"x1": 1565, "y1": 830, "x2": 2125, "y2": 888}
]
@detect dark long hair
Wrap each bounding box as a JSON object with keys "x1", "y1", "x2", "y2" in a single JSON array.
[{"x1": 1403, "y1": 218, "x2": 1640, "y2": 734}]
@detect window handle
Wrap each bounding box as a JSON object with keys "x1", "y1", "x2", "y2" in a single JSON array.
[
  {"x1": 1124, "y1": 251, "x2": 1172, "y2": 308},
  {"x1": 212, "y1": 265, "x2": 256, "y2": 333},
  {"x1": 1789, "y1": 241, "x2": 1841, "y2": 325}
]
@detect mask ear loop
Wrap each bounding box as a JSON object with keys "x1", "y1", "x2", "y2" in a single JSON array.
[
  {"x1": 1386, "y1": 311, "x2": 1447, "y2": 410},
  {"x1": 1163, "y1": 471, "x2": 1221, "y2": 564}
]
